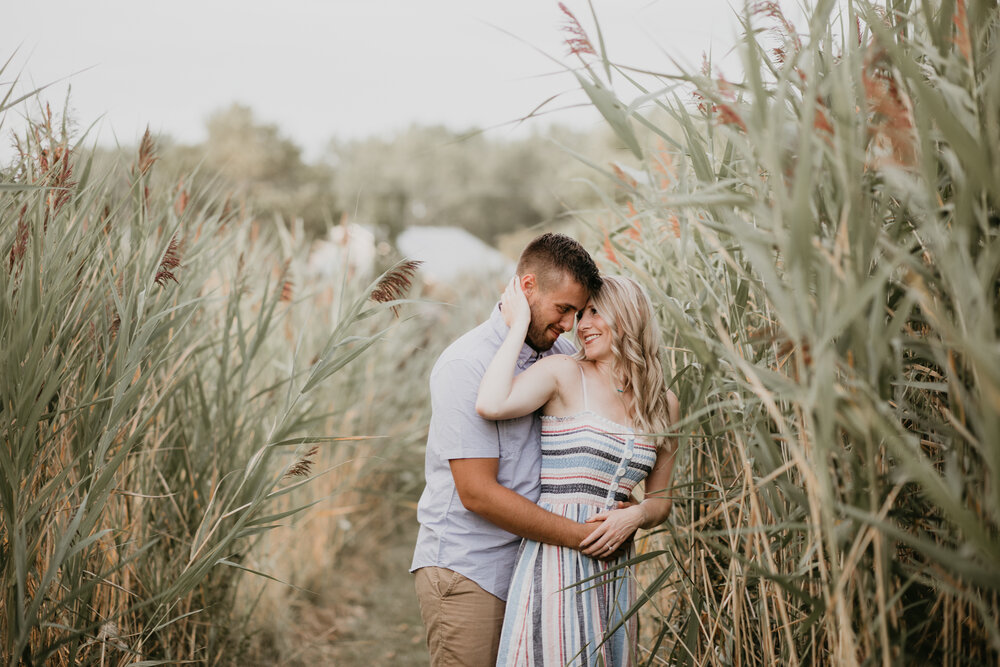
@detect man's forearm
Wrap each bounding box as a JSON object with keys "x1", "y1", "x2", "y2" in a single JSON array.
[{"x1": 463, "y1": 483, "x2": 589, "y2": 548}]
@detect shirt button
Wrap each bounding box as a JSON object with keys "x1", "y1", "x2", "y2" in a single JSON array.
[{"x1": 616, "y1": 466, "x2": 627, "y2": 476}]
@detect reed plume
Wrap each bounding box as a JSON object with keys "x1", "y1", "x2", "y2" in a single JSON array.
[
  {"x1": 370, "y1": 259, "x2": 422, "y2": 315},
  {"x1": 134, "y1": 126, "x2": 157, "y2": 177},
  {"x1": 284, "y1": 446, "x2": 319, "y2": 479},
  {"x1": 153, "y1": 234, "x2": 182, "y2": 286},
  {"x1": 558, "y1": 3, "x2": 597, "y2": 58}
]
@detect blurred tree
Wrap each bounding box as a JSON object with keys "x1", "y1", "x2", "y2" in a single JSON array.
[
  {"x1": 77, "y1": 107, "x2": 623, "y2": 246},
  {"x1": 203, "y1": 103, "x2": 305, "y2": 186},
  {"x1": 198, "y1": 104, "x2": 338, "y2": 234},
  {"x1": 328, "y1": 123, "x2": 620, "y2": 244},
  {"x1": 85, "y1": 104, "x2": 340, "y2": 236}
]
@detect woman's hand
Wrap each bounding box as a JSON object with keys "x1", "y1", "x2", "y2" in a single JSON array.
[
  {"x1": 580, "y1": 504, "x2": 646, "y2": 558},
  {"x1": 500, "y1": 276, "x2": 531, "y2": 331},
  {"x1": 476, "y1": 277, "x2": 563, "y2": 421}
]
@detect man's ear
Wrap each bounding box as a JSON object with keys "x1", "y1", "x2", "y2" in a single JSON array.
[{"x1": 520, "y1": 273, "x2": 536, "y2": 297}]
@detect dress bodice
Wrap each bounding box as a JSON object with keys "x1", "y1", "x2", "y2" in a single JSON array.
[{"x1": 538, "y1": 408, "x2": 657, "y2": 510}]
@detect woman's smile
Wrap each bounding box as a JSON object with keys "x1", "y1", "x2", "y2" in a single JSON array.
[{"x1": 578, "y1": 302, "x2": 612, "y2": 358}]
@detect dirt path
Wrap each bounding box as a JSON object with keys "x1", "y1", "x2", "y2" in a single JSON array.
[{"x1": 282, "y1": 512, "x2": 428, "y2": 666}]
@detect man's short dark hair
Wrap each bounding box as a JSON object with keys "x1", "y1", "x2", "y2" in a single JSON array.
[{"x1": 516, "y1": 233, "x2": 602, "y2": 294}]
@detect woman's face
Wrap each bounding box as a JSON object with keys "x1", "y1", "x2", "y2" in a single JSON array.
[{"x1": 577, "y1": 300, "x2": 613, "y2": 361}]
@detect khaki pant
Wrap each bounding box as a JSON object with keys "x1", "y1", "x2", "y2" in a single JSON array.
[{"x1": 414, "y1": 567, "x2": 506, "y2": 666}]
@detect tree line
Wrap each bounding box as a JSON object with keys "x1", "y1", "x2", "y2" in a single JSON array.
[{"x1": 84, "y1": 103, "x2": 625, "y2": 246}]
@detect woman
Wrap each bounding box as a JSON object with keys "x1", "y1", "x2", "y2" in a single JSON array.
[{"x1": 477, "y1": 274, "x2": 679, "y2": 666}]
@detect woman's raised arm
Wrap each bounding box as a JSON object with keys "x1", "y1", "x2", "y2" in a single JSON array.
[{"x1": 476, "y1": 277, "x2": 567, "y2": 421}]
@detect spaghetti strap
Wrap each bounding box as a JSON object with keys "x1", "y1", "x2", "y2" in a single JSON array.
[{"x1": 577, "y1": 363, "x2": 589, "y2": 410}]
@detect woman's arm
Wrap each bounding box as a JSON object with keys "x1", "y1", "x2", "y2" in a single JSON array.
[
  {"x1": 579, "y1": 391, "x2": 681, "y2": 557},
  {"x1": 476, "y1": 277, "x2": 568, "y2": 420}
]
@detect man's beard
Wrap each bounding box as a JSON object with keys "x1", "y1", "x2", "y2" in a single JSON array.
[{"x1": 525, "y1": 302, "x2": 559, "y2": 352}]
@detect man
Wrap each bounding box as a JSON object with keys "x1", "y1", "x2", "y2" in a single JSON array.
[{"x1": 411, "y1": 233, "x2": 603, "y2": 666}]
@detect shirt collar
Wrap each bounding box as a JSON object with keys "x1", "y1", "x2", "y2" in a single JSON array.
[{"x1": 488, "y1": 303, "x2": 545, "y2": 369}]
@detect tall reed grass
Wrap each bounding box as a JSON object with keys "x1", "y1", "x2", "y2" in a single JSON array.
[
  {"x1": 564, "y1": 0, "x2": 999, "y2": 663},
  {"x1": 0, "y1": 80, "x2": 420, "y2": 663}
]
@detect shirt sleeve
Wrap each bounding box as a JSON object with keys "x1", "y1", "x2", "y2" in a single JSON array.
[{"x1": 428, "y1": 357, "x2": 500, "y2": 460}]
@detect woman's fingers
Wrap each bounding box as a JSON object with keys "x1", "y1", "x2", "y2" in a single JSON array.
[
  {"x1": 501, "y1": 276, "x2": 530, "y2": 329},
  {"x1": 502, "y1": 278, "x2": 515, "y2": 304},
  {"x1": 581, "y1": 522, "x2": 615, "y2": 549},
  {"x1": 580, "y1": 520, "x2": 624, "y2": 556},
  {"x1": 500, "y1": 278, "x2": 520, "y2": 326},
  {"x1": 580, "y1": 508, "x2": 640, "y2": 557},
  {"x1": 583, "y1": 537, "x2": 619, "y2": 557}
]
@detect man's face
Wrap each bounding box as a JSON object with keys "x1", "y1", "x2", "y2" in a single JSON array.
[{"x1": 524, "y1": 271, "x2": 589, "y2": 351}]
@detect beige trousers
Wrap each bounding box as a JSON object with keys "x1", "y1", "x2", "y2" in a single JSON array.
[{"x1": 414, "y1": 566, "x2": 506, "y2": 666}]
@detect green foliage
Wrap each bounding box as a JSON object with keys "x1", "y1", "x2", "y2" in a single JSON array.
[
  {"x1": 568, "y1": 0, "x2": 1000, "y2": 663},
  {"x1": 0, "y1": 88, "x2": 416, "y2": 663}
]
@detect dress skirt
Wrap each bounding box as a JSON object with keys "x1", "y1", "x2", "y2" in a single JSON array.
[{"x1": 495, "y1": 501, "x2": 638, "y2": 667}]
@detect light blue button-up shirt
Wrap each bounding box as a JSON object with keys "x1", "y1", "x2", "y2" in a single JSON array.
[{"x1": 410, "y1": 305, "x2": 576, "y2": 600}]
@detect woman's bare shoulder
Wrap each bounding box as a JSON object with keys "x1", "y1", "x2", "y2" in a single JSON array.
[
  {"x1": 534, "y1": 353, "x2": 579, "y2": 377},
  {"x1": 534, "y1": 354, "x2": 582, "y2": 393},
  {"x1": 536, "y1": 355, "x2": 582, "y2": 413}
]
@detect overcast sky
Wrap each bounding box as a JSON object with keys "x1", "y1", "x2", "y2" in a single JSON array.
[{"x1": 3, "y1": 0, "x2": 756, "y2": 159}]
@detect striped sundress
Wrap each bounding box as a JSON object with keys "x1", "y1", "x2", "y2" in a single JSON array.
[{"x1": 496, "y1": 365, "x2": 659, "y2": 667}]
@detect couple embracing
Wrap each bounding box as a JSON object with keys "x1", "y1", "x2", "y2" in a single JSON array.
[{"x1": 411, "y1": 233, "x2": 679, "y2": 666}]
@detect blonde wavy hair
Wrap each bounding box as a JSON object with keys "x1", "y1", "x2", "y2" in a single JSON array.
[{"x1": 575, "y1": 275, "x2": 672, "y2": 447}]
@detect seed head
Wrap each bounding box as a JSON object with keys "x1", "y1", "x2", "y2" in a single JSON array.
[
  {"x1": 716, "y1": 103, "x2": 747, "y2": 131},
  {"x1": 174, "y1": 180, "x2": 190, "y2": 216},
  {"x1": 611, "y1": 163, "x2": 637, "y2": 189},
  {"x1": 284, "y1": 446, "x2": 319, "y2": 479},
  {"x1": 602, "y1": 234, "x2": 619, "y2": 266},
  {"x1": 134, "y1": 127, "x2": 157, "y2": 177},
  {"x1": 863, "y1": 47, "x2": 916, "y2": 167},
  {"x1": 558, "y1": 3, "x2": 597, "y2": 58},
  {"x1": 953, "y1": 0, "x2": 971, "y2": 62},
  {"x1": 154, "y1": 235, "x2": 183, "y2": 287},
  {"x1": 8, "y1": 208, "x2": 30, "y2": 274},
  {"x1": 669, "y1": 214, "x2": 681, "y2": 239},
  {"x1": 370, "y1": 259, "x2": 422, "y2": 315},
  {"x1": 751, "y1": 1, "x2": 801, "y2": 51}
]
